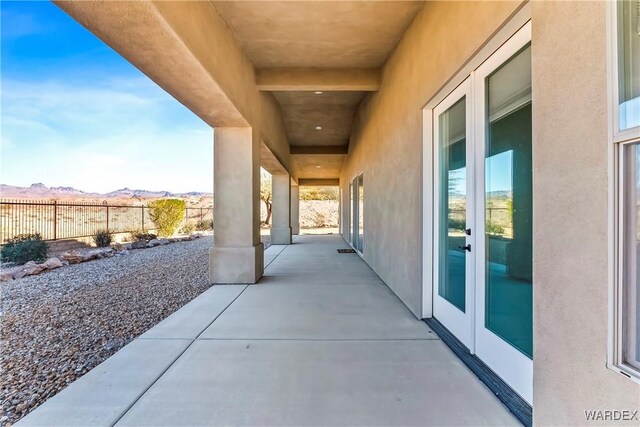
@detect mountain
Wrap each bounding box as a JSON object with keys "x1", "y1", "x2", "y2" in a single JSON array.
[{"x1": 0, "y1": 183, "x2": 212, "y2": 202}]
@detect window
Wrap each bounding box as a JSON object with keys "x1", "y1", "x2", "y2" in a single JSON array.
[
  {"x1": 621, "y1": 143, "x2": 640, "y2": 373},
  {"x1": 611, "y1": 0, "x2": 640, "y2": 381},
  {"x1": 617, "y1": 0, "x2": 640, "y2": 130}
]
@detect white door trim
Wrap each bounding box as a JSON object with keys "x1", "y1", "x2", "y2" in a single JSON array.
[{"x1": 432, "y1": 78, "x2": 475, "y2": 350}]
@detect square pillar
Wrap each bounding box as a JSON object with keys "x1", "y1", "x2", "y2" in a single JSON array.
[
  {"x1": 270, "y1": 173, "x2": 292, "y2": 244},
  {"x1": 209, "y1": 127, "x2": 263, "y2": 283},
  {"x1": 291, "y1": 182, "x2": 300, "y2": 235}
]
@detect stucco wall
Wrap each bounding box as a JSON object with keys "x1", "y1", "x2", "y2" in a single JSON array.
[
  {"x1": 340, "y1": 1, "x2": 523, "y2": 317},
  {"x1": 531, "y1": 1, "x2": 640, "y2": 425},
  {"x1": 342, "y1": 0, "x2": 640, "y2": 423}
]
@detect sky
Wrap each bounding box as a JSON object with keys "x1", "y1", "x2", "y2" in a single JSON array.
[{"x1": 1, "y1": 1, "x2": 214, "y2": 194}]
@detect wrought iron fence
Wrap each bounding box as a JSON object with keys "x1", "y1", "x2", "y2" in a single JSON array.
[{"x1": 0, "y1": 199, "x2": 213, "y2": 243}]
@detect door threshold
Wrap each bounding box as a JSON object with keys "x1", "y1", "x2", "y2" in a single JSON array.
[{"x1": 424, "y1": 318, "x2": 532, "y2": 427}]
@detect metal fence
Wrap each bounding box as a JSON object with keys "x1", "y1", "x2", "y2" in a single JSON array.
[
  {"x1": 449, "y1": 207, "x2": 512, "y2": 238},
  {"x1": 0, "y1": 199, "x2": 213, "y2": 243}
]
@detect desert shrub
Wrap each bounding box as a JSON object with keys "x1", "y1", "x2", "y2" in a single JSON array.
[
  {"x1": 448, "y1": 218, "x2": 466, "y2": 231},
  {"x1": 129, "y1": 231, "x2": 157, "y2": 242},
  {"x1": 1, "y1": 233, "x2": 48, "y2": 264},
  {"x1": 486, "y1": 222, "x2": 505, "y2": 235},
  {"x1": 147, "y1": 199, "x2": 186, "y2": 237},
  {"x1": 300, "y1": 186, "x2": 338, "y2": 201},
  {"x1": 179, "y1": 222, "x2": 196, "y2": 235},
  {"x1": 313, "y1": 212, "x2": 326, "y2": 228},
  {"x1": 195, "y1": 219, "x2": 213, "y2": 231},
  {"x1": 93, "y1": 230, "x2": 113, "y2": 247}
]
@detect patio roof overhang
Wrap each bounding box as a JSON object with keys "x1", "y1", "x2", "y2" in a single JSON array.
[{"x1": 54, "y1": 0, "x2": 425, "y2": 183}]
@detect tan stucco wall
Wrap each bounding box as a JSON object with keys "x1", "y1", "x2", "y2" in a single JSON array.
[
  {"x1": 532, "y1": 1, "x2": 640, "y2": 425},
  {"x1": 340, "y1": 0, "x2": 523, "y2": 317},
  {"x1": 343, "y1": 0, "x2": 640, "y2": 423}
]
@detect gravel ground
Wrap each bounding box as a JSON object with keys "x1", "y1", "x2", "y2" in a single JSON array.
[{"x1": 0, "y1": 236, "x2": 220, "y2": 426}]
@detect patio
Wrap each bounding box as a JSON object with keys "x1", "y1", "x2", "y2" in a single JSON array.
[{"x1": 19, "y1": 235, "x2": 519, "y2": 426}]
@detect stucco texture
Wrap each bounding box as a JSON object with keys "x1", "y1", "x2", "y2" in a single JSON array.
[
  {"x1": 341, "y1": 1, "x2": 523, "y2": 317},
  {"x1": 531, "y1": 1, "x2": 640, "y2": 425}
]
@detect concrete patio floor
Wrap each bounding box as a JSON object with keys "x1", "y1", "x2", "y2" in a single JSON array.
[{"x1": 19, "y1": 235, "x2": 520, "y2": 426}]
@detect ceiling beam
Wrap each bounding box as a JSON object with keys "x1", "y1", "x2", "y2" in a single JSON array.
[
  {"x1": 256, "y1": 68, "x2": 380, "y2": 91},
  {"x1": 290, "y1": 145, "x2": 348, "y2": 155},
  {"x1": 298, "y1": 178, "x2": 340, "y2": 186}
]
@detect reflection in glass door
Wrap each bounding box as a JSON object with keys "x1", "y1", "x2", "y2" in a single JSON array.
[
  {"x1": 433, "y1": 80, "x2": 474, "y2": 349},
  {"x1": 484, "y1": 45, "x2": 533, "y2": 358},
  {"x1": 473, "y1": 24, "x2": 533, "y2": 404},
  {"x1": 430, "y1": 22, "x2": 533, "y2": 404}
]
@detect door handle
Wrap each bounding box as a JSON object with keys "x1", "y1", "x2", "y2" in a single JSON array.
[{"x1": 458, "y1": 244, "x2": 471, "y2": 252}]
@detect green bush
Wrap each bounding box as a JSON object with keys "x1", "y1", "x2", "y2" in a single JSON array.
[
  {"x1": 93, "y1": 230, "x2": 113, "y2": 247},
  {"x1": 300, "y1": 186, "x2": 338, "y2": 201},
  {"x1": 147, "y1": 199, "x2": 186, "y2": 237},
  {"x1": 486, "y1": 222, "x2": 505, "y2": 235},
  {"x1": 1, "y1": 233, "x2": 48, "y2": 264},
  {"x1": 448, "y1": 218, "x2": 466, "y2": 231},
  {"x1": 195, "y1": 219, "x2": 213, "y2": 231},
  {"x1": 179, "y1": 222, "x2": 196, "y2": 235}
]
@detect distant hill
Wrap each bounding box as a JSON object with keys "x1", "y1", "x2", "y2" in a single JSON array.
[{"x1": 0, "y1": 183, "x2": 213, "y2": 206}]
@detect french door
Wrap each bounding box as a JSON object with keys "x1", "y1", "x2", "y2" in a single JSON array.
[
  {"x1": 433, "y1": 79, "x2": 475, "y2": 349},
  {"x1": 432, "y1": 22, "x2": 533, "y2": 404},
  {"x1": 351, "y1": 173, "x2": 364, "y2": 254}
]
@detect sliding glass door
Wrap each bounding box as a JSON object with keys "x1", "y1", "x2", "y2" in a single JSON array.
[{"x1": 432, "y1": 22, "x2": 532, "y2": 404}]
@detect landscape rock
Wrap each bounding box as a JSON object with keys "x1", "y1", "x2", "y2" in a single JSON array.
[
  {"x1": 12, "y1": 262, "x2": 44, "y2": 279},
  {"x1": 43, "y1": 258, "x2": 63, "y2": 270},
  {"x1": 1, "y1": 271, "x2": 15, "y2": 282},
  {"x1": 130, "y1": 240, "x2": 147, "y2": 250},
  {"x1": 61, "y1": 250, "x2": 84, "y2": 264},
  {"x1": 148, "y1": 239, "x2": 161, "y2": 247},
  {"x1": 0, "y1": 235, "x2": 219, "y2": 426}
]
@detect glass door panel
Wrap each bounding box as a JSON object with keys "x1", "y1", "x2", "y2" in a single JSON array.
[
  {"x1": 484, "y1": 45, "x2": 533, "y2": 359},
  {"x1": 433, "y1": 79, "x2": 474, "y2": 349},
  {"x1": 357, "y1": 174, "x2": 364, "y2": 253},
  {"x1": 438, "y1": 97, "x2": 467, "y2": 312},
  {"x1": 473, "y1": 24, "x2": 533, "y2": 404},
  {"x1": 351, "y1": 179, "x2": 357, "y2": 246}
]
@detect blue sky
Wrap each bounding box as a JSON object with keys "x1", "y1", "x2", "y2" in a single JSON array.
[{"x1": 1, "y1": 1, "x2": 213, "y2": 194}]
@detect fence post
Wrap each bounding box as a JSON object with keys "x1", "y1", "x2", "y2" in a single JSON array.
[
  {"x1": 200, "y1": 207, "x2": 203, "y2": 221},
  {"x1": 141, "y1": 205, "x2": 145, "y2": 231},
  {"x1": 52, "y1": 201, "x2": 58, "y2": 240},
  {"x1": 106, "y1": 204, "x2": 110, "y2": 233}
]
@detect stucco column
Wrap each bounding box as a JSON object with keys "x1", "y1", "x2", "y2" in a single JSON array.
[
  {"x1": 270, "y1": 173, "x2": 292, "y2": 244},
  {"x1": 209, "y1": 127, "x2": 263, "y2": 283},
  {"x1": 291, "y1": 182, "x2": 300, "y2": 235}
]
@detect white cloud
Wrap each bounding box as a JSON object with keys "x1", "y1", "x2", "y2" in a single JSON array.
[{"x1": 1, "y1": 77, "x2": 213, "y2": 194}]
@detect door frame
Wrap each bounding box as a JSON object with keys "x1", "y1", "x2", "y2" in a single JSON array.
[
  {"x1": 422, "y1": 17, "x2": 533, "y2": 405},
  {"x1": 472, "y1": 22, "x2": 533, "y2": 404},
  {"x1": 422, "y1": 2, "x2": 531, "y2": 320},
  {"x1": 432, "y1": 78, "x2": 475, "y2": 350},
  {"x1": 349, "y1": 170, "x2": 364, "y2": 256}
]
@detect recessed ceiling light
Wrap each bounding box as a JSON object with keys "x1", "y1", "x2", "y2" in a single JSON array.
[
  {"x1": 315, "y1": 126, "x2": 322, "y2": 130},
  {"x1": 316, "y1": 165, "x2": 322, "y2": 168},
  {"x1": 314, "y1": 91, "x2": 323, "y2": 95}
]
